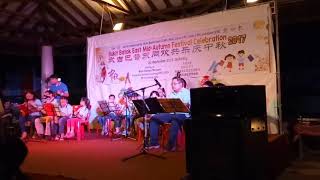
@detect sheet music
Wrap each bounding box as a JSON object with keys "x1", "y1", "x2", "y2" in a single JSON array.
[
  {"x1": 54, "y1": 105, "x2": 62, "y2": 117},
  {"x1": 132, "y1": 100, "x2": 148, "y2": 116},
  {"x1": 158, "y1": 98, "x2": 189, "y2": 113},
  {"x1": 144, "y1": 98, "x2": 164, "y2": 114},
  {"x1": 132, "y1": 98, "x2": 190, "y2": 115},
  {"x1": 98, "y1": 100, "x2": 111, "y2": 114}
]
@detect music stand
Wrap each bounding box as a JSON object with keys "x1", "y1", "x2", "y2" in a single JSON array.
[
  {"x1": 131, "y1": 100, "x2": 146, "y2": 115},
  {"x1": 157, "y1": 98, "x2": 189, "y2": 113},
  {"x1": 122, "y1": 87, "x2": 165, "y2": 162},
  {"x1": 98, "y1": 100, "x2": 110, "y2": 115},
  {"x1": 132, "y1": 99, "x2": 164, "y2": 115},
  {"x1": 145, "y1": 98, "x2": 166, "y2": 114},
  {"x1": 98, "y1": 100, "x2": 117, "y2": 138},
  {"x1": 53, "y1": 105, "x2": 62, "y2": 117}
]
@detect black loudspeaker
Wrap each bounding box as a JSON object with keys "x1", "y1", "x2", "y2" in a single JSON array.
[{"x1": 186, "y1": 85, "x2": 268, "y2": 180}]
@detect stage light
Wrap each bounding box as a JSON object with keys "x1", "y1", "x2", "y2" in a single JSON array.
[
  {"x1": 113, "y1": 23, "x2": 124, "y2": 31},
  {"x1": 246, "y1": 0, "x2": 258, "y2": 3},
  {"x1": 58, "y1": 78, "x2": 61, "y2": 82},
  {"x1": 216, "y1": 114, "x2": 222, "y2": 117},
  {"x1": 250, "y1": 118, "x2": 266, "y2": 133}
]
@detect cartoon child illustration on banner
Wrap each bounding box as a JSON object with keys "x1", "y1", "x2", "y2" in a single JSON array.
[
  {"x1": 224, "y1": 54, "x2": 236, "y2": 72},
  {"x1": 237, "y1": 50, "x2": 246, "y2": 70}
]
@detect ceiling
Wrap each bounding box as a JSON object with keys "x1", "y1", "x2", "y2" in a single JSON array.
[{"x1": 0, "y1": 0, "x2": 318, "y2": 56}]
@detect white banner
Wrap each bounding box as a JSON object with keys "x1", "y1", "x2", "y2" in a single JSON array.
[{"x1": 87, "y1": 4, "x2": 279, "y2": 133}]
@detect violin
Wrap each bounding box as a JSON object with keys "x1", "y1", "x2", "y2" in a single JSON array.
[
  {"x1": 73, "y1": 105, "x2": 83, "y2": 116},
  {"x1": 18, "y1": 103, "x2": 29, "y2": 117},
  {"x1": 42, "y1": 103, "x2": 55, "y2": 116}
]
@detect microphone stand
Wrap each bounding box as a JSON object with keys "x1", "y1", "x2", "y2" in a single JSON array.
[{"x1": 122, "y1": 83, "x2": 165, "y2": 162}]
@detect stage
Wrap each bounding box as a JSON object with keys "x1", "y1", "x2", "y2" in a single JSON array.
[
  {"x1": 21, "y1": 135, "x2": 186, "y2": 180},
  {"x1": 21, "y1": 134, "x2": 292, "y2": 180}
]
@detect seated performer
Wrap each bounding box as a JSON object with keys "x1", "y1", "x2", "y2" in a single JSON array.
[
  {"x1": 18, "y1": 91, "x2": 43, "y2": 140},
  {"x1": 150, "y1": 91, "x2": 160, "y2": 98},
  {"x1": 1, "y1": 99, "x2": 19, "y2": 139},
  {"x1": 65, "y1": 97, "x2": 90, "y2": 138},
  {"x1": 1, "y1": 99, "x2": 20, "y2": 120},
  {"x1": 42, "y1": 90, "x2": 58, "y2": 104},
  {"x1": 98, "y1": 94, "x2": 122, "y2": 136},
  {"x1": 0, "y1": 98, "x2": 12, "y2": 140},
  {"x1": 148, "y1": 76, "x2": 190, "y2": 151},
  {"x1": 135, "y1": 91, "x2": 159, "y2": 132},
  {"x1": 157, "y1": 87, "x2": 166, "y2": 98},
  {"x1": 55, "y1": 97, "x2": 73, "y2": 140},
  {"x1": 122, "y1": 92, "x2": 140, "y2": 136},
  {"x1": 34, "y1": 90, "x2": 58, "y2": 139}
]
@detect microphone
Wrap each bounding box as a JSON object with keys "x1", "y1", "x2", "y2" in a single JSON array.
[{"x1": 154, "y1": 78, "x2": 162, "y2": 87}]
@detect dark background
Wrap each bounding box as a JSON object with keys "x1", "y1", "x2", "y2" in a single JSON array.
[
  {"x1": 280, "y1": 22, "x2": 320, "y2": 120},
  {"x1": 0, "y1": 49, "x2": 87, "y2": 104}
]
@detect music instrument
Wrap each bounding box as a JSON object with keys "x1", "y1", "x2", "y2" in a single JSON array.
[
  {"x1": 73, "y1": 105, "x2": 82, "y2": 117},
  {"x1": 18, "y1": 103, "x2": 29, "y2": 117},
  {"x1": 123, "y1": 100, "x2": 138, "y2": 117},
  {"x1": 131, "y1": 102, "x2": 139, "y2": 117},
  {"x1": 118, "y1": 88, "x2": 127, "y2": 99},
  {"x1": 43, "y1": 103, "x2": 55, "y2": 116},
  {"x1": 96, "y1": 106, "x2": 104, "y2": 116},
  {"x1": 27, "y1": 100, "x2": 40, "y2": 112},
  {"x1": 18, "y1": 100, "x2": 38, "y2": 116},
  {"x1": 113, "y1": 103, "x2": 123, "y2": 116}
]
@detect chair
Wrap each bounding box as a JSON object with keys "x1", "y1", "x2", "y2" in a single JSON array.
[
  {"x1": 40, "y1": 103, "x2": 56, "y2": 136},
  {"x1": 1, "y1": 114, "x2": 15, "y2": 138},
  {"x1": 134, "y1": 117, "x2": 146, "y2": 144},
  {"x1": 77, "y1": 114, "x2": 90, "y2": 141},
  {"x1": 107, "y1": 120, "x2": 115, "y2": 137},
  {"x1": 177, "y1": 126, "x2": 186, "y2": 151},
  {"x1": 106, "y1": 114, "x2": 125, "y2": 139},
  {"x1": 95, "y1": 107, "x2": 105, "y2": 135},
  {"x1": 294, "y1": 121, "x2": 320, "y2": 159},
  {"x1": 160, "y1": 123, "x2": 185, "y2": 150},
  {"x1": 73, "y1": 105, "x2": 92, "y2": 141},
  {"x1": 160, "y1": 123, "x2": 171, "y2": 148},
  {"x1": 92, "y1": 118, "x2": 101, "y2": 136},
  {"x1": 1, "y1": 99, "x2": 16, "y2": 138}
]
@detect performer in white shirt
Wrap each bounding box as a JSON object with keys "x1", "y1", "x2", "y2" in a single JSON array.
[{"x1": 148, "y1": 76, "x2": 190, "y2": 151}]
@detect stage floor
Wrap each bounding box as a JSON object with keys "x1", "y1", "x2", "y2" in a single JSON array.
[{"x1": 21, "y1": 136, "x2": 186, "y2": 180}]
